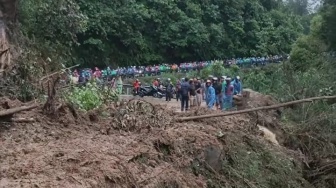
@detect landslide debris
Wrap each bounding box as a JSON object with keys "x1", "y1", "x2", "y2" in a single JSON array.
[{"x1": 0, "y1": 92, "x2": 315, "y2": 188}]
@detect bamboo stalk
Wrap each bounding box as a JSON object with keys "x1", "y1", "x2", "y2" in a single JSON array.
[{"x1": 176, "y1": 96, "x2": 336, "y2": 122}]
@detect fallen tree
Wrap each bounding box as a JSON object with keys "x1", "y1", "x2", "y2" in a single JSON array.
[{"x1": 176, "y1": 95, "x2": 336, "y2": 122}]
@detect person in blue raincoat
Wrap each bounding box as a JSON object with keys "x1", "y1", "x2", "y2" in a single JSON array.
[
  {"x1": 220, "y1": 76, "x2": 227, "y2": 110},
  {"x1": 223, "y1": 77, "x2": 234, "y2": 110},
  {"x1": 232, "y1": 76, "x2": 243, "y2": 95},
  {"x1": 206, "y1": 80, "x2": 216, "y2": 109}
]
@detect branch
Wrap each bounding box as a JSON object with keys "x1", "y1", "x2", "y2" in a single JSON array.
[
  {"x1": 40, "y1": 64, "x2": 80, "y2": 81},
  {"x1": 0, "y1": 48, "x2": 9, "y2": 57},
  {"x1": 0, "y1": 103, "x2": 39, "y2": 117},
  {"x1": 10, "y1": 117, "x2": 36, "y2": 123},
  {"x1": 176, "y1": 96, "x2": 336, "y2": 122}
]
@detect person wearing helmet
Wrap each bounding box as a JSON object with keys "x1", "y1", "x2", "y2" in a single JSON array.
[
  {"x1": 232, "y1": 76, "x2": 243, "y2": 95},
  {"x1": 205, "y1": 80, "x2": 216, "y2": 109},
  {"x1": 133, "y1": 78, "x2": 140, "y2": 94},
  {"x1": 180, "y1": 78, "x2": 191, "y2": 112},
  {"x1": 223, "y1": 77, "x2": 234, "y2": 110},
  {"x1": 165, "y1": 80, "x2": 174, "y2": 102},
  {"x1": 212, "y1": 77, "x2": 222, "y2": 110}
]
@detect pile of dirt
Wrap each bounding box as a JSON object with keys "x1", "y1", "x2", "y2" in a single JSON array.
[
  {"x1": 0, "y1": 93, "x2": 312, "y2": 187},
  {"x1": 243, "y1": 89, "x2": 286, "y2": 144}
]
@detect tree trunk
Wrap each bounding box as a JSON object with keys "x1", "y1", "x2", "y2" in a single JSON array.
[{"x1": 0, "y1": 0, "x2": 17, "y2": 75}]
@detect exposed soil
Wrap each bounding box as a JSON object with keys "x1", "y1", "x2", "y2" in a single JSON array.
[{"x1": 0, "y1": 90, "x2": 312, "y2": 187}]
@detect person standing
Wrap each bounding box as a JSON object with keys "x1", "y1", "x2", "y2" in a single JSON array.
[
  {"x1": 195, "y1": 78, "x2": 202, "y2": 107},
  {"x1": 180, "y1": 78, "x2": 191, "y2": 112},
  {"x1": 221, "y1": 76, "x2": 227, "y2": 110},
  {"x1": 223, "y1": 77, "x2": 234, "y2": 110},
  {"x1": 233, "y1": 76, "x2": 243, "y2": 95},
  {"x1": 212, "y1": 77, "x2": 222, "y2": 110},
  {"x1": 133, "y1": 79, "x2": 140, "y2": 94},
  {"x1": 189, "y1": 80, "x2": 196, "y2": 108},
  {"x1": 176, "y1": 79, "x2": 182, "y2": 101},
  {"x1": 202, "y1": 79, "x2": 207, "y2": 102},
  {"x1": 165, "y1": 80, "x2": 174, "y2": 102},
  {"x1": 206, "y1": 80, "x2": 216, "y2": 109}
]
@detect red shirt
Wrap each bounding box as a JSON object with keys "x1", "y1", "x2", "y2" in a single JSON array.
[{"x1": 133, "y1": 81, "x2": 140, "y2": 88}]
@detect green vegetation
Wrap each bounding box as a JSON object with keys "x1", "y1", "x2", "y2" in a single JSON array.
[
  {"x1": 127, "y1": 1, "x2": 336, "y2": 185},
  {"x1": 64, "y1": 82, "x2": 119, "y2": 111},
  {"x1": 18, "y1": 0, "x2": 307, "y2": 67},
  {"x1": 2, "y1": 0, "x2": 336, "y2": 187}
]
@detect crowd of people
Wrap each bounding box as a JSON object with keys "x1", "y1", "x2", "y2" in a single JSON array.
[
  {"x1": 134, "y1": 75, "x2": 242, "y2": 111},
  {"x1": 68, "y1": 55, "x2": 287, "y2": 81},
  {"x1": 176, "y1": 75, "x2": 242, "y2": 111}
]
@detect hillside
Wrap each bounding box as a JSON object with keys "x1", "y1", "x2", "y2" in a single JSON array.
[
  {"x1": 0, "y1": 91, "x2": 314, "y2": 187},
  {"x1": 0, "y1": 0, "x2": 336, "y2": 187}
]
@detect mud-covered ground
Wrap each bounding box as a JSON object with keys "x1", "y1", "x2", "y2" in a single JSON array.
[{"x1": 0, "y1": 91, "x2": 312, "y2": 188}]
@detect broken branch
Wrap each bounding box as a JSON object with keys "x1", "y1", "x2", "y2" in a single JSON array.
[
  {"x1": 40, "y1": 64, "x2": 80, "y2": 81},
  {"x1": 176, "y1": 95, "x2": 336, "y2": 122},
  {"x1": 0, "y1": 103, "x2": 39, "y2": 117},
  {"x1": 10, "y1": 118, "x2": 36, "y2": 123}
]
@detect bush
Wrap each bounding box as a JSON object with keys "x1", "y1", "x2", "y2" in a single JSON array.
[{"x1": 64, "y1": 82, "x2": 119, "y2": 111}]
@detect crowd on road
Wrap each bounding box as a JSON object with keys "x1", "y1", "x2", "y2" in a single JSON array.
[
  {"x1": 132, "y1": 75, "x2": 242, "y2": 111},
  {"x1": 176, "y1": 75, "x2": 241, "y2": 111},
  {"x1": 67, "y1": 55, "x2": 287, "y2": 82}
]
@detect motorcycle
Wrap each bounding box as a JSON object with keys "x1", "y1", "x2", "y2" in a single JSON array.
[
  {"x1": 132, "y1": 86, "x2": 146, "y2": 96},
  {"x1": 138, "y1": 86, "x2": 164, "y2": 98}
]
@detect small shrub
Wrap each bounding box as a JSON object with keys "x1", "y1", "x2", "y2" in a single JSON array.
[{"x1": 64, "y1": 82, "x2": 119, "y2": 111}]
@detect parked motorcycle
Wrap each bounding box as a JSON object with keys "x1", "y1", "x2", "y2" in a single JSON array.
[{"x1": 138, "y1": 86, "x2": 164, "y2": 98}]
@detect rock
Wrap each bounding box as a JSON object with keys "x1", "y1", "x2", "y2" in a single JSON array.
[{"x1": 204, "y1": 145, "x2": 223, "y2": 172}]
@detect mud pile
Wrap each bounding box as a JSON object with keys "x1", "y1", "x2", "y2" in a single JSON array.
[{"x1": 0, "y1": 92, "x2": 312, "y2": 187}]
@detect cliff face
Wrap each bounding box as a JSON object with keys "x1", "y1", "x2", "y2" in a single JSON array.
[{"x1": 0, "y1": 0, "x2": 16, "y2": 75}]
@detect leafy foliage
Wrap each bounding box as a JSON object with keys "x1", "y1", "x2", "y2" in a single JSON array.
[
  {"x1": 64, "y1": 82, "x2": 119, "y2": 111},
  {"x1": 18, "y1": 0, "x2": 306, "y2": 67}
]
